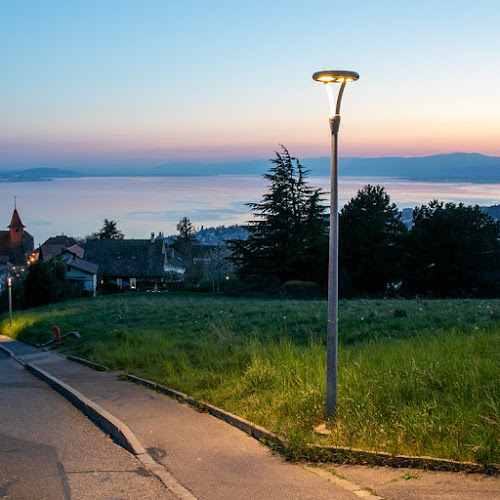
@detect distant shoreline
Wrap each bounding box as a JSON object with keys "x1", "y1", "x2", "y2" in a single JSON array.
[
  {"x1": 1, "y1": 173, "x2": 500, "y2": 185},
  {"x1": 1, "y1": 152, "x2": 499, "y2": 184}
]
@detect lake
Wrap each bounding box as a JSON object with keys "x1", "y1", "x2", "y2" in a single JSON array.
[{"x1": 1, "y1": 175, "x2": 499, "y2": 245}]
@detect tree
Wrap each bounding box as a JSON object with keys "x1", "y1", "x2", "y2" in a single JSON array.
[
  {"x1": 176, "y1": 217, "x2": 196, "y2": 239},
  {"x1": 98, "y1": 219, "x2": 124, "y2": 240},
  {"x1": 403, "y1": 201, "x2": 500, "y2": 296},
  {"x1": 24, "y1": 257, "x2": 67, "y2": 308},
  {"x1": 231, "y1": 146, "x2": 328, "y2": 283},
  {"x1": 173, "y1": 217, "x2": 198, "y2": 264},
  {"x1": 339, "y1": 185, "x2": 407, "y2": 296}
]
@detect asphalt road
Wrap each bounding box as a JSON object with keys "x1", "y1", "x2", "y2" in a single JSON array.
[{"x1": 0, "y1": 350, "x2": 174, "y2": 500}]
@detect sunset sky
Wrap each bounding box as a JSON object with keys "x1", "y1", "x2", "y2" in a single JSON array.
[{"x1": 2, "y1": 0, "x2": 500, "y2": 169}]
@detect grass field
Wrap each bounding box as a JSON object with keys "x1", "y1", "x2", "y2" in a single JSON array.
[{"x1": 2, "y1": 293, "x2": 499, "y2": 465}]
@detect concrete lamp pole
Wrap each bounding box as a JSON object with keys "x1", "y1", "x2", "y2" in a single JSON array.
[{"x1": 312, "y1": 70, "x2": 359, "y2": 425}]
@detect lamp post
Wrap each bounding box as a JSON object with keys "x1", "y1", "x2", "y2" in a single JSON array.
[
  {"x1": 7, "y1": 277, "x2": 13, "y2": 327},
  {"x1": 313, "y1": 70, "x2": 359, "y2": 424}
]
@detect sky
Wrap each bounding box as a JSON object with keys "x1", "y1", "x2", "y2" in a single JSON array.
[{"x1": 1, "y1": 0, "x2": 500, "y2": 169}]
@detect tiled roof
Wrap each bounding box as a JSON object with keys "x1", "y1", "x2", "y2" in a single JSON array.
[
  {"x1": 84, "y1": 239, "x2": 166, "y2": 278},
  {"x1": 68, "y1": 258, "x2": 99, "y2": 274},
  {"x1": 165, "y1": 247, "x2": 186, "y2": 269},
  {"x1": 42, "y1": 235, "x2": 78, "y2": 247},
  {"x1": 39, "y1": 244, "x2": 66, "y2": 259},
  {"x1": 66, "y1": 244, "x2": 85, "y2": 259}
]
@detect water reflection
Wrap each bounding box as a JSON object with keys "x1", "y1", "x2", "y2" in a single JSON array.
[{"x1": 1, "y1": 175, "x2": 498, "y2": 244}]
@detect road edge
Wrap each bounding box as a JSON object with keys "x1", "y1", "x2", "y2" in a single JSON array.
[{"x1": 0, "y1": 342, "x2": 197, "y2": 500}]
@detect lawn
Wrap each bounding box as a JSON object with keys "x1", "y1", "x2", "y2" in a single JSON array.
[{"x1": 2, "y1": 293, "x2": 499, "y2": 465}]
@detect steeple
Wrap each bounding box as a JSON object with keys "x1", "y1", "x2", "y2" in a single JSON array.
[{"x1": 9, "y1": 208, "x2": 25, "y2": 244}]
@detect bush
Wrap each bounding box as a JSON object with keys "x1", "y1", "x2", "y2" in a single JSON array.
[
  {"x1": 226, "y1": 274, "x2": 282, "y2": 297},
  {"x1": 282, "y1": 281, "x2": 324, "y2": 299}
]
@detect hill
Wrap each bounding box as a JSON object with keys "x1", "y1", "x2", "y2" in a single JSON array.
[
  {"x1": 1, "y1": 153, "x2": 499, "y2": 184},
  {"x1": 0, "y1": 168, "x2": 82, "y2": 182},
  {"x1": 153, "y1": 152, "x2": 500, "y2": 183}
]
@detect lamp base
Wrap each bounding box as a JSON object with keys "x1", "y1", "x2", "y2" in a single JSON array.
[{"x1": 314, "y1": 423, "x2": 333, "y2": 436}]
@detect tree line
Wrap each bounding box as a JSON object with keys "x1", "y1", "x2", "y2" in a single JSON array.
[{"x1": 229, "y1": 147, "x2": 500, "y2": 298}]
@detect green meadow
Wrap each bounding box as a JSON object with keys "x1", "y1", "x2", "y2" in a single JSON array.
[{"x1": 2, "y1": 293, "x2": 499, "y2": 465}]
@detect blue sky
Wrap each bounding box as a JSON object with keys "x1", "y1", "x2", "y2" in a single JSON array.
[{"x1": 1, "y1": 0, "x2": 499, "y2": 168}]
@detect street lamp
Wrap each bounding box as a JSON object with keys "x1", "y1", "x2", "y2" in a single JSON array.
[
  {"x1": 7, "y1": 277, "x2": 13, "y2": 327},
  {"x1": 313, "y1": 69, "x2": 359, "y2": 424}
]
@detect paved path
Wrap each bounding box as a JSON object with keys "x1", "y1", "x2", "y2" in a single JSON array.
[
  {"x1": 0, "y1": 337, "x2": 359, "y2": 500},
  {"x1": 1, "y1": 335, "x2": 498, "y2": 500},
  {"x1": 0, "y1": 350, "x2": 173, "y2": 500}
]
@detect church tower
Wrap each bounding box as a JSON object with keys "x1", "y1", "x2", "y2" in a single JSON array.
[{"x1": 9, "y1": 209, "x2": 25, "y2": 244}]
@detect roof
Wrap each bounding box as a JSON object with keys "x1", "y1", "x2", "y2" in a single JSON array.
[
  {"x1": 8, "y1": 209, "x2": 24, "y2": 229},
  {"x1": 68, "y1": 258, "x2": 99, "y2": 275},
  {"x1": 39, "y1": 244, "x2": 66, "y2": 259},
  {"x1": 66, "y1": 244, "x2": 85, "y2": 259},
  {"x1": 84, "y1": 239, "x2": 166, "y2": 278},
  {"x1": 42, "y1": 235, "x2": 78, "y2": 247},
  {"x1": 165, "y1": 247, "x2": 186, "y2": 269}
]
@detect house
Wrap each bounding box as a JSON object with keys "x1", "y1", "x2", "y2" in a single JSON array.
[
  {"x1": 0, "y1": 208, "x2": 35, "y2": 289},
  {"x1": 164, "y1": 245, "x2": 186, "y2": 278},
  {"x1": 84, "y1": 237, "x2": 167, "y2": 291},
  {"x1": 59, "y1": 246, "x2": 98, "y2": 296},
  {"x1": 33, "y1": 235, "x2": 78, "y2": 261},
  {"x1": 35, "y1": 237, "x2": 98, "y2": 296}
]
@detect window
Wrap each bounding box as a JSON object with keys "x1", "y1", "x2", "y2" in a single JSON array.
[
  {"x1": 130, "y1": 278, "x2": 137, "y2": 289},
  {"x1": 116, "y1": 278, "x2": 123, "y2": 289}
]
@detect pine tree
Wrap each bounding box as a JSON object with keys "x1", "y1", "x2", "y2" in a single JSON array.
[
  {"x1": 231, "y1": 146, "x2": 328, "y2": 283},
  {"x1": 98, "y1": 219, "x2": 124, "y2": 240},
  {"x1": 174, "y1": 217, "x2": 198, "y2": 264}
]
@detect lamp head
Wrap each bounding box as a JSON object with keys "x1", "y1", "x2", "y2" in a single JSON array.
[
  {"x1": 7, "y1": 277, "x2": 12, "y2": 286},
  {"x1": 313, "y1": 69, "x2": 359, "y2": 118},
  {"x1": 312, "y1": 70, "x2": 359, "y2": 83}
]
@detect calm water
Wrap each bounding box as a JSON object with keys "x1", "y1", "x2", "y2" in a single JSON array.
[{"x1": 1, "y1": 175, "x2": 499, "y2": 245}]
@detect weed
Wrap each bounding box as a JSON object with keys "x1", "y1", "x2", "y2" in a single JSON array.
[{"x1": 401, "y1": 472, "x2": 420, "y2": 480}]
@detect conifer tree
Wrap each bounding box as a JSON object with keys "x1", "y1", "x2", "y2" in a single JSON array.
[
  {"x1": 174, "y1": 217, "x2": 198, "y2": 264},
  {"x1": 339, "y1": 184, "x2": 407, "y2": 295},
  {"x1": 231, "y1": 146, "x2": 328, "y2": 283},
  {"x1": 98, "y1": 219, "x2": 124, "y2": 240}
]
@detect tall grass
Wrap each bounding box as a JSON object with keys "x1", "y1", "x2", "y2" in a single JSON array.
[{"x1": 1, "y1": 293, "x2": 498, "y2": 464}]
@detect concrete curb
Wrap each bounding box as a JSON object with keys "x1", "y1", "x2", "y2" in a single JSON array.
[
  {"x1": 24, "y1": 363, "x2": 198, "y2": 499},
  {"x1": 0, "y1": 342, "x2": 197, "y2": 500},
  {"x1": 124, "y1": 374, "x2": 499, "y2": 476},
  {"x1": 0, "y1": 343, "x2": 21, "y2": 364},
  {"x1": 2, "y1": 340, "x2": 497, "y2": 476},
  {"x1": 65, "y1": 355, "x2": 108, "y2": 371},
  {"x1": 124, "y1": 374, "x2": 282, "y2": 445},
  {"x1": 25, "y1": 362, "x2": 146, "y2": 455}
]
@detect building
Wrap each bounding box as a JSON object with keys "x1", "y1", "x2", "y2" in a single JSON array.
[
  {"x1": 0, "y1": 208, "x2": 35, "y2": 288},
  {"x1": 84, "y1": 237, "x2": 168, "y2": 292},
  {"x1": 33, "y1": 235, "x2": 78, "y2": 261},
  {"x1": 59, "y1": 246, "x2": 98, "y2": 296}
]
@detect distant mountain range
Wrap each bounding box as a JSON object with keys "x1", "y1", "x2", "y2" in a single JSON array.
[
  {"x1": 150, "y1": 153, "x2": 500, "y2": 183},
  {"x1": 1, "y1": 153, "x2": 499, "y2": 183},
  {"x1": 0, "y1": 167, "x2": 82, "y2": 182}
]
